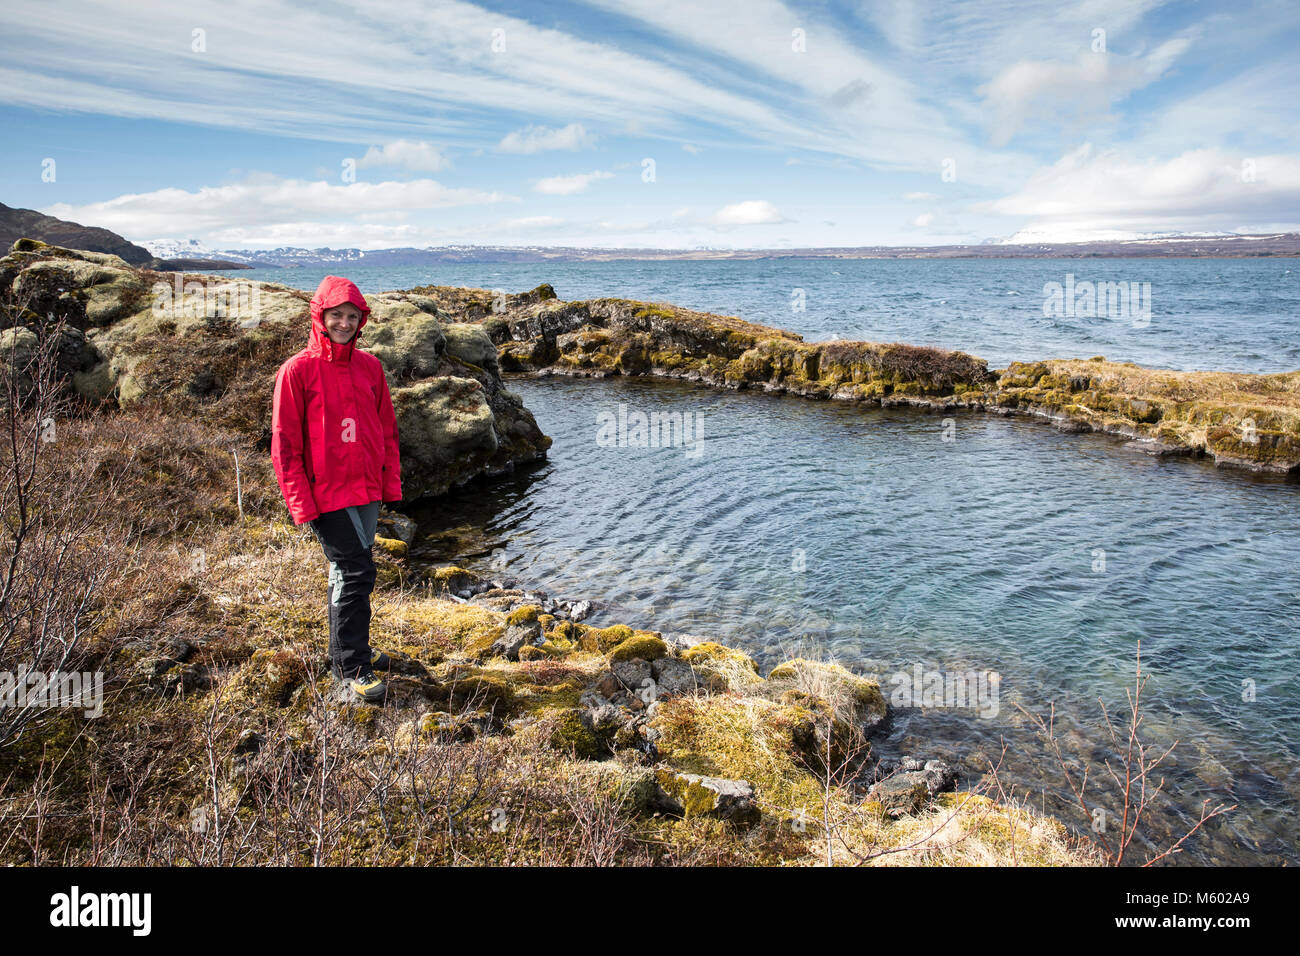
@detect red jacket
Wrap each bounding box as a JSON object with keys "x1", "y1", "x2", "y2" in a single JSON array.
[{"x1": 271, "y1": 276, "x2": 402, "y2": 525}]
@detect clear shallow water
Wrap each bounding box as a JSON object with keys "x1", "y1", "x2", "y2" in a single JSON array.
[
  {"x1": 234, "y1": 258, "x2": 1300, "y2": 373},
  {"x1": 409, "y1": 376, "x2": 1300, "y2": 866}
]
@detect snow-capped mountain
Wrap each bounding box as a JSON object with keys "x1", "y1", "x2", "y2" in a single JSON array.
[
  {"x1": 997, "y1": 227, "x2": 1246, "y2": 245},
  {"x1": 140, "y1": 240, "x2": 373, "y2": 265},
  {"x1": 141, "y1": 237, "x2": 223, "y2": 259}
]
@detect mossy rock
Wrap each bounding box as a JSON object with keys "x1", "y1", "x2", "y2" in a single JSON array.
[
  {"x1": 442, "y1": 323, "x2": 499, "y2": 369},
  {"x1": 374, "y1": 535, "x2": 408, "y2": 558},
  {"x1": 532, "y1": 640, "x2": 575, "y2": 659},
  {"x1": 999, "y1": 361, "x2": 1050, "y2": 388},
  {"x1": 429, "y1": 668, "x2": 518, "y2": 717},
  {"x1": 240, "y1": 647, "x2": 308, "y2": 707},
  {"x1": 677, "y1": 641, "x2": 761, "y2": 691},
  {"x1": 358, "y1": 311, "x2": 446, "y2": 379},
  {"x1": 654, "y1": 769, "x2": 760, "y2": 828},
  {"x1": 548, "y1": 708, "x2": 609, "y2": 760},
  {"x1": 680, "y1": 641, "x2": 757, "y2": 671},
  {"x1": 633, "y1": 306, "x2": 676, "y2": 321},
  {"x1": 505, "y1": 604, "x2": 541, "y2": 627},
  {"x1": 607, "y1": 634, "x2": 667, "y2": 663},
  {"x1": 548, "y1": 620, "x2": 587, "y2": 644},
  {"x1": 580, "y1": 623, "x2": 635, "y2": 654},
  {"x1": 766, "y1": 658, "x2": 887, "y2": 730},
  {"x1": 429, "y1": 565, "x2": 482, "y2": 595}
]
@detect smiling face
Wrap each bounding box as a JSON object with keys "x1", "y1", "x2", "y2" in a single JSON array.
[{"x1": 323, "y1": 302, "x2": 363, "y2": 344}]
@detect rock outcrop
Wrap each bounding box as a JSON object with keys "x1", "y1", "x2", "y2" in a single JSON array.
[
  {"x1": 405, "y1": 283, "x2": 1300, "y2": 478},
  {"x1": 0, "y1": 240, "x2": 552, "y2": 499}
]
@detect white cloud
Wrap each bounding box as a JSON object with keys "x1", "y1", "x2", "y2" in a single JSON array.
[
  {"x1": 501, "y1": 215, "x2": 566, "y2": 229},
  {"x1": 573, "y1": 0, "x2": 1032, "y2": 184},
  {"x1": 980, "y1": 144, "x2": 1300, "y2": 239},
  {"x1": 204, "y1": 221, "x2": 427, "y2": 247},
  {"x1": 41, "y1": 173, "x2": 515, "y2": 245},
  {"x1": 904, "y1": 192, "x2": 939, "y2": 201},
  {"x1": 356, "y1": 140, "x2": 450, "y2": 171},
  {"x1": 709, "y1": 200, "x2": 788, "y2": 226},
  {"x1": 977, "y1": 33, "x2": 1195, "y2": 146},
  {"x1": 0, "y1": 1, "x2": 805, "y2": 152},
  {"x1": 497, "y1": 123, "x2": 596, "y2": 154},
  {"x1": 682, "y1": 144, "x2": 702, "y2": 154},
  {"x1": 532, "y1": 170, "x2": 614, "y2": 195},
  {"x1": 912, "y1": 213, "x2": 935, "y2": 227}
]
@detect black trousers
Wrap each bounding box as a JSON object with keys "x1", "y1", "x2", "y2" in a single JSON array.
[{"x1": 308, "y1": 501, "x2": 380, "y2": 678}]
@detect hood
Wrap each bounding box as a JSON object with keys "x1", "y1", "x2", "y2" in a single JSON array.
[{"x1": 308, "y1": 275, "x2": 371, "y2": 362}]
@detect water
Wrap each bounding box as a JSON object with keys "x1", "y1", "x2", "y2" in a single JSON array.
[
  {"x1": 245, "y1": 257, "x2": 1300, "y2": 862},
  {"x1": 409, "y1": 376, "x2": 1300, "y2": 866},
  {"x1": 233, "y1": 258, "x2": 1300, "y2": 374}
]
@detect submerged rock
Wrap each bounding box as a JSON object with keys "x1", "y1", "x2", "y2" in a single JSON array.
[{"x1": 865, "y1": 756, "x2": 958, "y2": 817}]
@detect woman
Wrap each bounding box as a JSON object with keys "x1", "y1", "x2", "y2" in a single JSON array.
[{"x1": 270, "y1": 275, "x2": 402, "y2": 702}]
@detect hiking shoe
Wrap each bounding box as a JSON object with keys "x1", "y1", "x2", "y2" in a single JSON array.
[
  {"x1": 347, "y1": 669, "x2": 387, "y2": 702},
  {"x1": 370, "y1": 648, "x2": 391, "y2": 670}
]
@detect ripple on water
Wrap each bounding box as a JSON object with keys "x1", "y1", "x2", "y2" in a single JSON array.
[{"x1": 410, "y1": 375, "x2": 1300, "y2": 864}]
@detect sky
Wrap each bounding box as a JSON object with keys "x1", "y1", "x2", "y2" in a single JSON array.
[{"x1": 1, "y1": 0, "x2": 1298, "y2": 250}]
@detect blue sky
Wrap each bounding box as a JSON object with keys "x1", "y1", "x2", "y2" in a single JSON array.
[{"x1": 2, "y1": 0, "x2": 1298, "y2": 250}]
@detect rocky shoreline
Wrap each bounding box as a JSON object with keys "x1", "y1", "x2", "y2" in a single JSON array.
[
  {"x1": 373, "y1": 505, "x2": 966, "y2": 827},
  {"x1": 406, "y1": 282, "x2": 1300, "y2": 478}
]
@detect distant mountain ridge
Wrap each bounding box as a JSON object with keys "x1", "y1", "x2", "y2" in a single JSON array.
[
  {"x1": 8, "y1": 200, "x2": 1299, "y2": 269},
  {"x1": 141, "y1": 233, "x2": 1300, "y2": 267},
  {"x1": 2, "y1": 201, "x2": 156, "y2": 265}
]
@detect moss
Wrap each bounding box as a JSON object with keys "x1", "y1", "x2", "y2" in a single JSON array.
[
  {"x1": 337, "y1": 699, "x2": 379, "y2": 728},
  {"x1": 1209, "y1": 427, "x2": 1300, "y2": 467},
  {"x1": 579, "y1": 623, "x2": 634, "y2": 654},
  {"x1": 656, "y1": 769, "x2": 737, "y2": 818},
  {"x1": 373, "y1": 535, "x2": 408, "y2": 558},
  {"x1": 1000, "y1": 361, "x2": 1050, "y2": 388},
  {"x1": 649, "y1": 350, "x2": 693, "y2": 369},
  {"x1": 521, "y1": 679, "x2": 585, "y2": 714},
  {"x1": 548, "y1": 708, "x2": 607, "y2": 760},
  {"x1": 650, "y1": 695, "x2": 823, "y2": 824},
  {"x1": 428, "y1": 604, "x2": 505, "y2": 656},
  {"x1": 766, "y1": 658, "x2": 886, "y2": 725},
  {"x1": 505, "y1": 604, "x2": 540, "y2": 627},
  {"x1": 607, "y1": 634, "x2": 668, "y2": 663},
  {"x1": 413, "y1": 711, "x2": 477, "y2": 742},
  {"x1": 681, "y1": 641, "x2": 757, "y2": 671},
  {"x1": 432, "y1": 565, "x2": 472, "y2": 582},
  {"x1": 545, "y1": 621, "x2": 585, "y2": 644},
  {"x1": 0, "y1": 709, "x2": 86, "y2": 783},
  {"x1": 430, "y1": 668, "x2": 519, "y2": 717}
]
